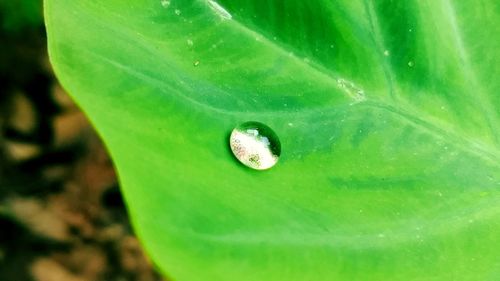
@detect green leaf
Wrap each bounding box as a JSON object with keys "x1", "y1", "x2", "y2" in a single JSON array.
[{"x1": 45, "y1": 0, "x2": 500, "y2": 280}]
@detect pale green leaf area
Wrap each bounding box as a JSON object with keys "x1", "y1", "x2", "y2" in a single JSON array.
[{"x1": 45, "y1": 0, "x2": 499, "y2": 280}]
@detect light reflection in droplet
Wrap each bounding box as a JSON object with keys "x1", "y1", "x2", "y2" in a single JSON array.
[{"x1": 229, "y1": 122, "x2": 281, "y2": 170}]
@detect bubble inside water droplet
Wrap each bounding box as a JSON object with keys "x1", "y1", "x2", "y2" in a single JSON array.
[
  {"x1": 229, "y1": 121, "x2": 281, "y2": 170},
  {"x1": 408, "y1": 61, "x2": 414, "y2": 67}
]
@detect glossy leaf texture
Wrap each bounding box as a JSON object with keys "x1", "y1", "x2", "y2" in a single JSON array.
[{"x1": 45, "y1": 0, "x2": 500, "y2": 280}]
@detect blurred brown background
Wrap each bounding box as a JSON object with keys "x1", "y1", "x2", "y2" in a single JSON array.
[{"x1": 0, "y1": 1, "x2": 164, "y2": 280}]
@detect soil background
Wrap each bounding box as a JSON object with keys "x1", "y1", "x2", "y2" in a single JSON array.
[{"x1": 0, "y1": 2, "x2": 166, "y2": 281}]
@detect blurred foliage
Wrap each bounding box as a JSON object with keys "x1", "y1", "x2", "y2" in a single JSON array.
[
  {"x1": 0, "y1": 0, "x2": 47, "y2": 122},
  {"x1": 0, "y1": 0, "x2": 43, "y2": 32}
]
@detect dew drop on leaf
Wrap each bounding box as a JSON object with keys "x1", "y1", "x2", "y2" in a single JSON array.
[
  {"x1": 160, "y1": 0, "x2": 170, "y2": 8},
  {"x1": 229, "y1": 121, "x2": 281, "y2": 170}
]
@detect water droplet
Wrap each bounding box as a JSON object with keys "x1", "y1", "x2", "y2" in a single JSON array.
[
  {"x1": 193, "y1": 60, "x2": 200, "y2": 67},
  {"x1": 208, "y1": 0, "x2": 232, "y2": 20},
  {"x1": 383, "y1": 50, "x2": 390, "y2": 56},
  {"x1": 187, "y1": 39, "x2": 194, "y2": 46},
  {"x1": 408, "y1": 61, "x2": 414, "y2": 67},
  {"x1": 229, "y1": 121, "x2": 281, "y2": 170},
  {"x1": 174, "y1": 9, "x2": 181, "y2": 15},
  {"x1": 161, "y1": 0, "x2": 171, "y2": 8}
]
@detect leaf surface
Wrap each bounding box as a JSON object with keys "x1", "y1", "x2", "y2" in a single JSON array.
[{"x1": 45, "y1": 0, "x2": 500, "y2": 280}]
